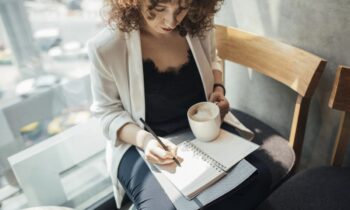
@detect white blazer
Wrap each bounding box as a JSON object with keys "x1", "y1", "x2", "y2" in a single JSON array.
[{"x1": 87, "y1": 27, "x2": 252, "y2": 208}]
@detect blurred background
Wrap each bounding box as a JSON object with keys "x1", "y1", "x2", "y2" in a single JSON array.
[{"x1": 0, "y1": 0, "x2": 106, "y2": 209}]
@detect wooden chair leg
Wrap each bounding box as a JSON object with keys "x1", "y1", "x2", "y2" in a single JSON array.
[
  {"x1": 331, "y1": 111, "x2": 350, "y2": 166},
  {"x1": 289, "y1": 95, "x2": 311, "y2": 171}
]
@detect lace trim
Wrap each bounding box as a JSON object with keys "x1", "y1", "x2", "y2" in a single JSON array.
[{"x1": 142, "y1": 49, "x2": 193, "y2": 74}]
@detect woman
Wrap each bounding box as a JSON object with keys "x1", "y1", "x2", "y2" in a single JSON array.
[{"x1": 88, "y1": 0, "x2": 270, "y2": 209}]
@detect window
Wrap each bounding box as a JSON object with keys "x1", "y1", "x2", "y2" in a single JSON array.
[{"x1": 0, "y1": 0, "x2": 107, "y2": 209}]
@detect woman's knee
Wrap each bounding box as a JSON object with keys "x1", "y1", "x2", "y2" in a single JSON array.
[{"x1": 117, "y1": 147, "x2": 176, "y2": 210}]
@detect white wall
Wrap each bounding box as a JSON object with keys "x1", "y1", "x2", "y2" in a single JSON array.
[{"x1": 215, "y1": 0, "x2": 350, "y2": 168}]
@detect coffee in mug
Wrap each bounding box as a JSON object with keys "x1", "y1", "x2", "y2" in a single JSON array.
[{"x1": 187, "y1": 102, "x2": 221, "y2": 142}]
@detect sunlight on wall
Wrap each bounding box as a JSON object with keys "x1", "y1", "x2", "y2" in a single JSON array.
[
  {"x1": 267, "y1": 0, "x2": 281, "y2": 34},
  {"x1": 247, "y1": 67, "x2": 254, "y2": 80},
  {"x1": 230, "y1": 0, "x2": 281, "y2": 35}
]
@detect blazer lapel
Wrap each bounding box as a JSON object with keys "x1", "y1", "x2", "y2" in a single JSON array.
[
  {"x1": 186, "y1": 35, "x2": 214, "y2": 100},
  {"x1": 126, "y1": 30, "x2": 145, "y2": 125}
]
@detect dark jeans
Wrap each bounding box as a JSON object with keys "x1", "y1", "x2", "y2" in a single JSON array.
[{"x1": 117, "y1": 144, "x2": 271, "y2": 210}]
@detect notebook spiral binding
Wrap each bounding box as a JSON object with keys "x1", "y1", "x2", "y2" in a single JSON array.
[{"x1": 183, "y1": 141, "x2": 227, "y2": 172}]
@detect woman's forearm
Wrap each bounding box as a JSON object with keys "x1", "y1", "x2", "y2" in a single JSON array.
[
  {"x1": 117, "y1": 123, "x2": 152, "y2": 149},
  {"x1": 213, "y1": 69, "x2": 223, "y2": 83}
]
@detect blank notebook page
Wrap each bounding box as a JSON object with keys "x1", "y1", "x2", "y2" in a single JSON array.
[
  {"x1": 156, "y1": 142, "x2": 226, "y2": 199},
  {"x1": 192, "y1": 129, "x2": 259, "y2": 171}
]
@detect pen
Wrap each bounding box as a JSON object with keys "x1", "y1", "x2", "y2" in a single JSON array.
[{"x1": 140, "y1": 118, "x2": 181, "y2": 167}]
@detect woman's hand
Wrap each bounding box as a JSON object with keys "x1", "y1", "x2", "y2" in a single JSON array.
[
  {"x1": 143, "y1": 137, "x2": 178, "y2": 165},
  {"x1": 209, "y1": 89, "x2": 230, "y2": 120}
]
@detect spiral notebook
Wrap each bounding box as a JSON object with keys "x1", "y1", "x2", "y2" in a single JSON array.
[{"x1": 156, "y1": 129, "x2": 259, "y2": 200}]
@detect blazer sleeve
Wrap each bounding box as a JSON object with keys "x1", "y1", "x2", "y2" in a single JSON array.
[
  {"x1": 211, "y1": 27, "x2": 223, "y2": 72},
  {"x1": 87, "y1": 41, "x2": 135, "y2": 147},
  {"x1": 202, "y1": 27, "x2": 223, "y2": 72}
]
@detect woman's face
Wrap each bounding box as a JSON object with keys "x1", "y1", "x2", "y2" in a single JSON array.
[{"x1": 141, "y1": 0, "x2": 191, "y2": 36}]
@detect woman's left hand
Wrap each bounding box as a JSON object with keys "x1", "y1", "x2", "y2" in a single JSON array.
[{"x1": 209, "y1": 90, "x2": 230, "y2": 120}]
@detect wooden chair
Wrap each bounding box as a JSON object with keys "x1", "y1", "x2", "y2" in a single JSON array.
[
  {"x1": 215, "y1": 25, "x2": 327, "y2": 189},
  {"x1": 256, "y1": 66, "x2": 350, "y2": 210},
  {"x1": 329, "y1": 66, "x2": 350, "y2": 166}
]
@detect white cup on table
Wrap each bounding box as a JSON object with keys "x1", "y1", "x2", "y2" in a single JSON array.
[{"x1": 187, "y1": 101, "x2": 221, "y2": 142}]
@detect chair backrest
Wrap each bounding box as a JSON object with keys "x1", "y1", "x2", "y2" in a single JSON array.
[
  {"x1": 329, "y1": 66, "x2": 350, "y2": 166},
  {"x1": 215, "y1": 25, "x2": 327, "y2": 168}
]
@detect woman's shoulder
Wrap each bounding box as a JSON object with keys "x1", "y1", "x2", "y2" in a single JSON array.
[{"x1": 87, "y1": 27, "x2": 128, "y2": 56}]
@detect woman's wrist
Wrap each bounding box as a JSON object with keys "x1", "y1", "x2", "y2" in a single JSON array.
[
  {"x1": 213, "y1": 83, "x2": 226, "y2": 95},
  {"x1": 138, "y1": 130, "x2": 154, "y2": 150}
]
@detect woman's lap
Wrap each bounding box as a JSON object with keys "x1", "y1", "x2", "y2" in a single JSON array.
[
  {"x1": 203, "y1": 154, "x2": 271, "y2": 210},
  {"x1": 118, "y1": 146, "x2": 271, "y2": 210},
  {"x1": 118, "y1": 146, "x2": 177, "y2": 210}
]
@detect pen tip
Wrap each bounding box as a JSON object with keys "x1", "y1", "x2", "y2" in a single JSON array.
[{"x1": 174, "y1": 158, "x2": 181, "y2": 167}]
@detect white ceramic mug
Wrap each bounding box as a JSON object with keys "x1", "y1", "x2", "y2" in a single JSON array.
[{"x1": 187, "y1": 101, "x2": 221, "y2": 142}]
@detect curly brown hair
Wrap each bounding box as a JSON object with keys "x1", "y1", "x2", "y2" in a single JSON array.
[{"x1": 103, "y1": 0, "x2": 224, "y2": 36}]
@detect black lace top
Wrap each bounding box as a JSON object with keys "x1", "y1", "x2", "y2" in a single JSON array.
[{"x1": 143, "y1": 49, "x2": 206, "y2": 136}]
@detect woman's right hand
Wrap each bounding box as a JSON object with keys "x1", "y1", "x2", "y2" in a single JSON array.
[{"x1": 143, "y1": 137, "x2": 178, "y2": 165}]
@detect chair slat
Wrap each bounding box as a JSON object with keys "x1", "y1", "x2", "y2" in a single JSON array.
[
  {"x1": 329, "y1": 66, "x2": 350, "y2": 112},
  {"x1": 215, "y1": 25, "x2": 326, "y2": 97}
]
